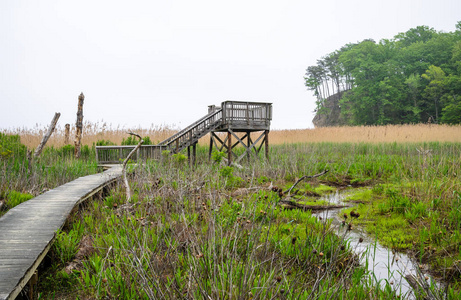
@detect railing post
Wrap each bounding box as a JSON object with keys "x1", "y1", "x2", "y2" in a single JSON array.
[
  {"x1": 246, "y1": 102, "x2": 249, "y2": 125},
  {"x1": 222, "y1": 102, "x2": 226, "y2": 124}
]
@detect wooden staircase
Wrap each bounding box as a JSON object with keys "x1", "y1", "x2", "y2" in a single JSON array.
[{"x1": 158, "y1": 108, "x2": 223, "y2": 153}]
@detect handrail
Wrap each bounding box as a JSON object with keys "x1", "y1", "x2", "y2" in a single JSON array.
[
  {"x1": 159, "y1": 110, "x2": 222, "y2": 155},
  {"x1": 95, "y1": 145, "x2": 167, "y2": 164},
  {"x1": 158, "y1": 109, "x2": 223, "y2": 146}
]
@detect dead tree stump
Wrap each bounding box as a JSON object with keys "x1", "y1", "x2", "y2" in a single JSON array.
[
  {"x1": 34, "y1": 112, "x2": 60, "y2": 157},
  {"x1": 64, "y1": 123, "x2": 70, "y2": 145},
  {"x1": 74, "y1": 93, "x2": 84, "y2": 158}
]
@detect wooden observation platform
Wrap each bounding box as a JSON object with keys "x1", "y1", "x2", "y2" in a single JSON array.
[{"x1": 96, "y1": 101, "x2": 273, "y2": 165}]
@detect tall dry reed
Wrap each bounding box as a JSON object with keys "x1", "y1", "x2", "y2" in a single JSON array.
[{"x1": 3, "y1": 123, "x2": 461, "y2": 149}]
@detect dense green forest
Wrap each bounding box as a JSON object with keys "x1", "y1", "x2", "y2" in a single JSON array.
[{"x1": 305, "y1": 22, "x2": 461, "y2": 125}]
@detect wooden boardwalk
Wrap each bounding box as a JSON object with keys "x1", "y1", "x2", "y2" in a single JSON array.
[{"x1": 0, "y1": 166, "x2": 122, "y2": 300}]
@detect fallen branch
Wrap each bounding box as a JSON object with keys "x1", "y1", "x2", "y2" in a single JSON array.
[
  {"x1": 279, "y1": 199, "x2": 346, "y2": 211},
  {"x1": 122, "y1": 132, "x2": 144, "y2": 202},
  {"x1": 284, "y1": 169, "x2": 329, "y2": 195}
]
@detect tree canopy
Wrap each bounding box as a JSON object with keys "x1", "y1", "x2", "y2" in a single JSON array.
[{"x1": 305, "y1": 22, "x2": 461, "y2": 125}]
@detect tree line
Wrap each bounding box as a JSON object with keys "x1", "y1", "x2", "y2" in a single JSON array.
[{"x1": 305, "y1": 22, "x2": 461, "y2": 125}]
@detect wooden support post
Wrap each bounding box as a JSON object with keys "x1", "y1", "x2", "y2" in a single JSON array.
[
  {"x1": 227, "y1": 131, "x2": 232, "y2": 166},
  {"x1": 265, "y1": 130, "x2": 269, "y2": 160},
  {"x1": 246, "y1": 131, "x2": 251, "y2": 163},
  {"x1": 187, "y1": 146, "x2": 191, "y2": 166},
  {"x1": 193, "y1": 143, "x2": 197, "y2": 166},
  {"x1": 64, "y1": 123, "x2": 70, "y2": 145},
  {"x1": 175, "y1": 139, "x2": 179, "y2": 154},
  {"x1": 74, "y1": 93, "x2": 84, "y2": 158},
  {"x1": 34, "y1": 112, "x2": 61, "y2": 157},
  {"x1": 209, "y1": 133, "x2": 213, "y2": 160},
  {"x1": 28, "y1": 270, "x2": 38, "y2": 300}
]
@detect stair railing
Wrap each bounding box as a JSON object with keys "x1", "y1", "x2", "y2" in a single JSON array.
[{"x1": 163, "y1": 109, "x2": 223, "y2": 152}]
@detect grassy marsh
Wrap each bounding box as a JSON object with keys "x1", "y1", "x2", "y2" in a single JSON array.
[{"x1": 2, "y1": 129, "x2": 461, "y2": 298}]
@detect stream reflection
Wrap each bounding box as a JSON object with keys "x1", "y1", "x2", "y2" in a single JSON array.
[{"x1": 312, "y1": 191, "x2": 437, "y2": 299}]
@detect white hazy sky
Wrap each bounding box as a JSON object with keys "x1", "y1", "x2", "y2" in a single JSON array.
[{"x1": 1, "y1": 0, "x2": 460, "y2": 131}]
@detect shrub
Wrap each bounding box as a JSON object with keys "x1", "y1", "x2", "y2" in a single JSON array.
[
  {"x1": 95, "y1": 140, "x2": 115, "y2": 146},
  {"x1": 0, "y1": 133, "x2": 27, "y2": 160},
  {"x1": 6, "y1": 190, "x2": 33, "y2": 208},
  {"x1": 59, "y1": 145, "x2": 75, "y2": 158},
  {"x1": 211, "y1": 151, "x2": 226, "y2": 163},
  {"x1": 172, "y1": 153, "x2": 186, "y2": 165},
  {"x1": 121, "y1": 136, "x2": 152, "y2": 145}
]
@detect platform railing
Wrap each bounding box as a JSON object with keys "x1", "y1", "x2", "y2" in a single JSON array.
[{"x1": 221, "y1": 101, "x2": 272, "y2": 126}]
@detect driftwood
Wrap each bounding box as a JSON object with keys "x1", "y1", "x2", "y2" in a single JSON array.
[
  {"x1": 74, "y1": 93, "x2": 84, "y2": 158},
  {"x1": 64, "y1": 123, "x2": 70, "y2": 144},
  {"x1": 122, "y1": 132, "x2": 144, "y2": 202},
  {"x1": 274, "y1": 170, "x2": 331, "y2": 211},
  {"x1": 279, "y1": 199, "x2": 346, "y2": 211},
  {"x1": 284, "y1": 169, "x2": 329, "y2": 195},
  {"x1": 33, "y1": 112, "x2": 60, "y2": 157}
]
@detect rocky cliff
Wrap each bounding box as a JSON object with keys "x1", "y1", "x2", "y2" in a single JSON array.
[{"x1": 312, "y1": 91, "x2": 347, "y2": 127}]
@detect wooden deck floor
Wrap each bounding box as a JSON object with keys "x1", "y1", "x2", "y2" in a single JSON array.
[{"x1": 0, "y1": 165, "x2": 122, "y2": 300}]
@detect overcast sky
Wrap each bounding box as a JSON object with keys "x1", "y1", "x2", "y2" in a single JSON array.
[{"x1": 1, "y1": 0, "x2": 460, "y2": 131}]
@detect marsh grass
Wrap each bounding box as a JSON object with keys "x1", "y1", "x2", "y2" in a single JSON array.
[
  {"x1": 2, "y1": 128, "x2": 461, "y2": 298},
  {"x1": 41, "y1": 161, "x2": 393, "y2": 299},
  {"x1": 0, "y1": 134, "x2": 98, "y2": 212},
  {"x1": 39, "y1": 141, "x2": 461, "y2": 299}
]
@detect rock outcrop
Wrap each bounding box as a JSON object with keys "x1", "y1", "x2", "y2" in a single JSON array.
[{"x1": 312, "y1": 91, "x2": 347, "y2": 127}]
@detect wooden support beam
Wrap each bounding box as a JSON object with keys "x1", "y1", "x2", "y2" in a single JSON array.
[
  {"x1": 234, "y1": 130, "x2": 266, "y2": 164},
  {"x1": 247, "y1": 131, "x2": 251, "y2": 163},
  {"x1": 227, "y1": 131, "x2": 232, "y2": 166},
  {"x1": 265, "y1": 130, "x2": 269, "y2": 159},
  {"x1": 193, "y1": 143, "x2": 197, "y2": 166},
  {"x1": 208, "y1": 133, "x2": 213, "y2": 160},
  {"x1": 187, "y1": 146, "x2": 191, "y2": 165}
]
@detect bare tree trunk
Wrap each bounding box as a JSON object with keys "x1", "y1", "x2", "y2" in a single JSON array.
[
  {"x1": 122, "y1": 132, "x2": 144, "y2": 202},
  {"x1": 74, "y1": 93, "x2": 85, "y2": 158},
  {"x1": 34, "y1": 112, "x2": 61, "y2": 157},
  {"x1": 64, "y1": 123, "x2": 70, "y2": 145}
]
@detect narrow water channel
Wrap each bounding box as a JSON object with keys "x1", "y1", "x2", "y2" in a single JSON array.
[{"x1": 312, "y1": 191, "x2": 438, "y2": 299}]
